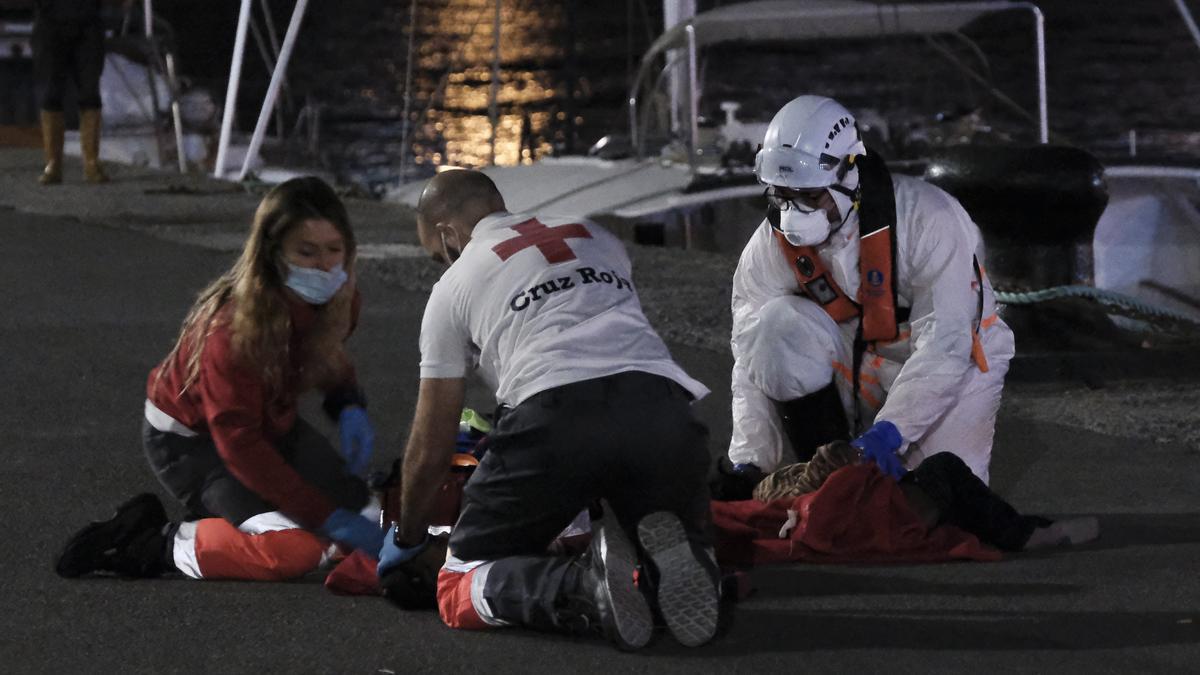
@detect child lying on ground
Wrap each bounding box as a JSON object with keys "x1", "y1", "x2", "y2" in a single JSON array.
[{"x1": 753, "y1": 442, "x2": 1098, "y2": 552}]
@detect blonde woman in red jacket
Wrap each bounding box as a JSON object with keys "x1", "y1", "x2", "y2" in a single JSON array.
[{"x1": 56, "y1": 176, "x2": 385, "y2": 581}]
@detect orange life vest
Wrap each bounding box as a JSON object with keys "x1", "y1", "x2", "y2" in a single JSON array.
[
  {"x1": 773, "y1": 152, "x2": 900, "y2": 343},
  {"x1": 771, "y1": 152, "x2": 991, "y2": 373},
  {"x1": 773, "y1": 228, "x2": 899, "y2": 342}
]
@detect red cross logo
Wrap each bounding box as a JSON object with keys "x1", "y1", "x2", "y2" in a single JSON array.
[{"x1": 491, "y1": 218, "x2": 592, "y2": 264}]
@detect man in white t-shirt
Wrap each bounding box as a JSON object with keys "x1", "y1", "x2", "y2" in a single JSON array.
[{"x1": 377, "y1": 169, "x2": 720, "y2": 650}]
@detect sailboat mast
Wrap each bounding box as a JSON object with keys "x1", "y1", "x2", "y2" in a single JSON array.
[
  {"x1": 489, "y1": 0, "x2": 501, "y2": 165},
  {"x1": 662, "y1": 0, "x2": 695, "y2": 138}
]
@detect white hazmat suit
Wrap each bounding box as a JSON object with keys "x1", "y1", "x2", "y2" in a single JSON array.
[{"x1": 729, "y1": 174, "x2": 1015, "y2": 483}]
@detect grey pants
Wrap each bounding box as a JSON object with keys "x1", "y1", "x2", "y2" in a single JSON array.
[
  {"x1": 448, "y1": 371, "x2": 713, "y2": 629},
  {"x1": 142, "y1": 417, "x2": 368, "y2": 527}
]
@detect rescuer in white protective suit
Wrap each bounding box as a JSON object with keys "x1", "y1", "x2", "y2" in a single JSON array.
[{"x1": 717, "y1": 95, "x2": 1015, "y2": 500}]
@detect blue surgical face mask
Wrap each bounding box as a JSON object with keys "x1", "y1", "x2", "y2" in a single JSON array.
[{"x1": 285, "y1": 263, "x2": 348, "y2": 305}]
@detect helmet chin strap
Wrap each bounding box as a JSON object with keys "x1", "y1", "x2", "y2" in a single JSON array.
[{"x1": 826, "y1": 158, "x2": 861, "y2": 236}]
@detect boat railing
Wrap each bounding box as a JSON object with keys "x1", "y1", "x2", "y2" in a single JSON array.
[
  {"x1": 0, "y1": 18, "x2": 32, "y2": 57},
  {"x1": 121, "y1": 2, "x2": 188, "y2": 173},
  {"x1": 627, "y1": 1, "x2": 1050, "y2": 168}
]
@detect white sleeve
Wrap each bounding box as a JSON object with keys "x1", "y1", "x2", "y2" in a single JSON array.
[
  {"x1": 730, "y1": 221, "x2": 798, "y2": 350},
  {"x1": 727, "y1": 221, "x2": 799, "y2": 470},
  {"x1": 877, "y1": 187, "x2": 980, "y2": 446},
  {"x1": 418, "y1": 278, "x2": 472, "y2": 379},
  {"x1": 728, "y1": 357, "x2": 786, "y2": 469}
]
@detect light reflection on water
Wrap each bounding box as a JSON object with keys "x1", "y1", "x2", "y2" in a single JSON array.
[
  {"x1": 417, "y1": 1, "x2": 567, "y2": 168},
  {"x1": 290, "y1": 1, "x2": 1199, "y2": 193},
  {"x1": 290, "y1": 0, "x2": 634, "y2": 192}
]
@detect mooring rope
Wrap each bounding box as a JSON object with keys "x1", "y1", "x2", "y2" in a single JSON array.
[{"x1": 995, "y1": 285, "x2": 1200, "y2": 334}]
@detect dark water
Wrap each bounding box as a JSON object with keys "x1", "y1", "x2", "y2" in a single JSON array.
[
  {"x1": 150, "y1": 0, "x2": 1200, "y2": 192},
  {"x1": 155, "y1": 0, "x2": 645, "y2": 190}
]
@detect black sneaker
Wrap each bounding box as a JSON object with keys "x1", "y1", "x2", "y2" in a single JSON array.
[
  {"x1": 637, "y1": 511, "x2": 719, "y2": 647},
  {"x1": 55, "y1": 493, "x2": 169, "y2": 578},
  {"x1": 560, "y1": 516, "x2": 654, "y2": 651}
]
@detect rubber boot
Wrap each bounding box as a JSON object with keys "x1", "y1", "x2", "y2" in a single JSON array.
[
  {"x1": 774, "y1": 380, "x2": 851, "y2": 462},
  {"x1": 38, "y1": 110, "x2": 64, "y2": 185},
  {"x1": 79, "y1": 108, "x2": 109, "y2": 183}
]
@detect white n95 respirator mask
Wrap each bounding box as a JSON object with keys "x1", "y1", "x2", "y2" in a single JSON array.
[{"x1": 769, "y1": 206, "x2": 834, "y2": 247}]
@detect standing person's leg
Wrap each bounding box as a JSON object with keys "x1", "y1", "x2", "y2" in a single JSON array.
[
  {"x1": 33, "y1": 20, "x2": 69, "y2": 184},
  {"x1": 74, "y1": 21, "x2": 107, "y2": 183}
]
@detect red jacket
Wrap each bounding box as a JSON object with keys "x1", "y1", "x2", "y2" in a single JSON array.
[{"x1": 147, "y1": 291, "x2": 360, "y2": 528}]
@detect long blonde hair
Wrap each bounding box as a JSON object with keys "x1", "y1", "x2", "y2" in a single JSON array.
[{"x1": 160, "y1": 176, "x2": 357, "y2": 396}]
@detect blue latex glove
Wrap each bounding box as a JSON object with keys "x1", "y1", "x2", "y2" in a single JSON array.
[
  {"x1": 851, "y1": 420, "x2": 907, "y2": 480},
  {"x1": 377, "y1": 524, "x2": 432, "y2": 578},
  {"x1": 320, "y1": 508, "x2": 385, "y2": 557},
  {"x1": 732, "y1": 462, "x2": 762, "y2": 476},
  {"x1": 338, "y1": 405, "x2": 375, "y2": 476}
]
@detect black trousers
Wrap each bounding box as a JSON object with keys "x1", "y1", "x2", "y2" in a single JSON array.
[
  {"x1": 33, "y1": 19, "x2": 104, "y2": 111},
  {"x1": 448, "y1": 371, "x2": 713, "y2": 629},
  {"x1": 142, "y1": 417, "x2": 369, "y2": 527},
  {"x1": 902, "y1": 452, "x2": 1048, "y2": 551}
]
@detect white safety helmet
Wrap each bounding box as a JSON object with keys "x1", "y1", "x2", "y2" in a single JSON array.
[
  {"x1": 754, "y1": 95, "x2": 867, "y2": 189},
  {"x1": 756, "y1": 96, "x2": 868, "y2": 246}
]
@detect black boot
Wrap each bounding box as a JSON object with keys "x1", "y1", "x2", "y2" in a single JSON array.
[
  {"x1": 55, "y1": 493, "x2": 172, "y2": 578},
  {"x1": 555, "y1": 517, "x2": 653, "y2": 650},
  {"x1": 637, "y1": 511, "x2": 719, "y2": 647},
  {"x1": 775, "y1": 381, "x2": 850, "y2": 462}
]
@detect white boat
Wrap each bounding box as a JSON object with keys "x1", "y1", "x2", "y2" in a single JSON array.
[
  {"x1": 386, "y1": 0, "x2": 1200, "y2": 325},
  {"x1": 386, "y1": 0, "x2": 1050, "y2": 246},
  {"x1": 1094, "y1": 166, "x2": 1200, "y2": 324}
]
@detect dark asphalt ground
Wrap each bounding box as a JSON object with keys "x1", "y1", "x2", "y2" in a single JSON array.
[{"x1": 1, "y1": 152, "x2": 1198, "y2": 673}]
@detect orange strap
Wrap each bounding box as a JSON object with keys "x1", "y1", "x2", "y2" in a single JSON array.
[
  {"x1": 858, "y1": 225, "x2": 898, "y2": 341},
  {"x1": 971, "y1": 313, "x2": 999, "y2": 373},
  {"x1": 773, "y1": 227, "x2": 898, "y2": 341},
  {"x1": 971, "y1": 333, "x2": 989, "y2": 373},
  {"x1": 773, "y1": 230, "x2": 860, "y2": 323}
]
